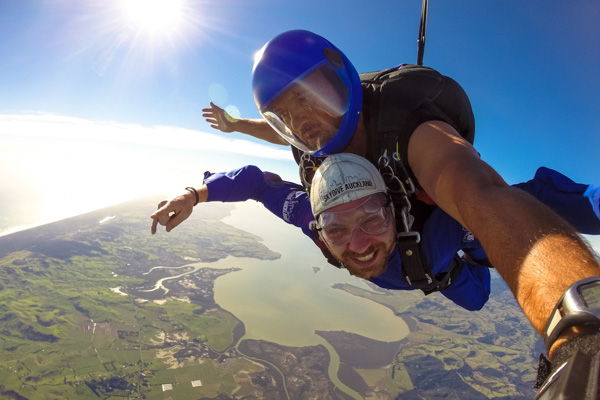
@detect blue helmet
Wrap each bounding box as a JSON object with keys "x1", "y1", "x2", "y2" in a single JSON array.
[{"x1": 252, "y1": 30, "x2": 362, "y2": 156}]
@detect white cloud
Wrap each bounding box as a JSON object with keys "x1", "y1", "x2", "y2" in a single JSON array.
[
  {"x1": 0, "y1": 112, "x2": 296, "y2": 234},
  {"x1": 0, "y1": 113, "x2": 293, "y2": 161}
]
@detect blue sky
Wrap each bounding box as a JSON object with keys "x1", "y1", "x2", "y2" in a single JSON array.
[{"x1": 0, "y1": 0, "x2": 598, "y2": 237}]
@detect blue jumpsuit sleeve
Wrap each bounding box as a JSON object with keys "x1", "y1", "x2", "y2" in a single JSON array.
[
  {"x1": 371, "y1": 208, "x2": 491, "y2": 311},
  {"x1": 439, "y1": 261, "x2": 490, "y2": 311},
  {"x1": 432, "y1": 166, "x2": 599, "y2": 309},
  {"x1": 421, "y1": 208, "x2": 491, "y2": 310},
  {"x1": 513, "y1": 167, "x2": 600, "y2": 234},
  {"x1": 203, "y1": 166, "x2": 316, "y2": 238}
]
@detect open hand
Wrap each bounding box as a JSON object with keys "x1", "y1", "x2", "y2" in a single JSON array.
[{"x1": 202, "y1": 102, "x2": 236, "y2": 133}]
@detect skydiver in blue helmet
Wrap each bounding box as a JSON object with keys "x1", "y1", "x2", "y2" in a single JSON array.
[{"x1": 201, "y1": 30, "x2": 600, "y2": 372}]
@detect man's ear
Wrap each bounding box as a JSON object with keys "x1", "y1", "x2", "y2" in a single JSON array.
[
  {"x1": 316, "y1": 239, "x2": 343, "y2": 269},
  {"x1": 309, "y1": 220, "x2": 319, "y2": 234},
  {"x1": 310, "y1": 223, "x2": 343, "y2": 269}
]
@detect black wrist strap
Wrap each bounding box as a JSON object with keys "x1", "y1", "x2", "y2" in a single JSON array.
[
  {"x1": 549, "y1": 330, "x2": 600, "y2": 368},
  {"x1": 535, "y1": 330, "x2": 600, "y2": 389},
  {"x1": 185, "y1": 187, "x2": 199, "y2": 206}
]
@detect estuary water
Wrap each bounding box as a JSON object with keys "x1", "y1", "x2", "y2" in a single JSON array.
[{"x1": 212, "y1": 201, "x2": 409, "y2": 347}]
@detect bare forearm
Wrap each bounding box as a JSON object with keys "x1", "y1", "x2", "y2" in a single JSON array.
[
  {"x1": 231, "y1": 118, "x2": 288, "y2": 145},
  {"x1": 409, "y1": 121, "x2": 600, "y2": 355},
  {"x1": 450, "y1": 164, "x2": 599, "y2": 335}
]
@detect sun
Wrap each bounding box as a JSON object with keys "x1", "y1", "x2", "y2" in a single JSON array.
[
  {"x1": 85, "y1": 0, "x2": 202, "y2": 74},
  {"x1": 118, "y1": 0, "x2": 187, "y2": 36}
]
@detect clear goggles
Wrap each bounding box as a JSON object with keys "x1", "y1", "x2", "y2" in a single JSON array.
[
  {"x1": 261, "y1": 64, "x2": 350, "y2": 153},
  {"x1": 313, "y1": 193, "x2": 393, "y2": 246}
]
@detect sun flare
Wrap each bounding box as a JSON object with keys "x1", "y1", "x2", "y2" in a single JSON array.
[{"x1": 118, "y1": 0, "x2": 187, "y2": 36}]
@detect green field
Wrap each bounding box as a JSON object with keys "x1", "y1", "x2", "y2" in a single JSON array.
[{"x1": 0, "y1": 200, "x2": 280, "y2": 399}]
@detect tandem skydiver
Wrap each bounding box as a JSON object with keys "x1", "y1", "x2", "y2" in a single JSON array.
[
  {"x1": 149, "y1": 153, "x2": 600, "y2": 312},
  {"x1": 198, "y1": 30, "x2": 600, "y2": 395},
  {"x1": 152, "y1": 154, "x2": 492, "y2": 311}
]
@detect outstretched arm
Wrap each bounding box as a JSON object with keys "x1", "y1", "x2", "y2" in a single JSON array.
[
  {"x1": 408, "y1": 120, "x2": 600, "y2": 353},
  {"x1": 150, "y1": 166, "x2": 314, "y2": 237},
  {"x1": 201, "y1": 102, "x2": 288, "y2": 145}
]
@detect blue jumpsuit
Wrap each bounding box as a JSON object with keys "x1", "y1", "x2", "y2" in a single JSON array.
[{"x1": 202, "y1": 166, "x2": 599, "y2": 311}]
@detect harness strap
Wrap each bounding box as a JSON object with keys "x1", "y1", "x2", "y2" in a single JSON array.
[
  {"x1": 294, "y1": 147, "x2": 325, "y2": 192},
  {"x1": 398, "y1": 240, "x2": 465, "y2": 294},
  {"x1": 427, "y1": 254, "x2": 464, "y2": 294},
  {"x1": 396, "y1": 233, "x2": 431, "y2": 287},
  {"x1": 379, "y1": 138, "x2": 473, "y2": 294},
  {"x1": 378, "y1": 145, "x2": 459, "y2": 294},
  {"x1": 461, "y1": 251, "x2": 494, "y2": 269}
]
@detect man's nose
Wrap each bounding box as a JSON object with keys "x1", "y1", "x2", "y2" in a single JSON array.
[
  {"x1": 347, "y1": 228, "x2": 372, "y2": 254},
  {"x1": 286, "y1": 110, "x2": 307, "y2": 132},
  {"x1": 285, "y1": 97, "x2": 311, "y2": 128},
  {"x1": 286, "y1": 112, "x2": 299, "y2": 131}
]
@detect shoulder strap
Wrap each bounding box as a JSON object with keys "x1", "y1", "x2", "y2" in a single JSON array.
[
  {"x1": 373, "y1": 94, "x2": 460, "y2": 295},
  {"x1": 292, "y1": 146, "x2": 326, "y2": 193},
  {"x1": 377, "y1": 147, "x2": 450, "y2": 294}
]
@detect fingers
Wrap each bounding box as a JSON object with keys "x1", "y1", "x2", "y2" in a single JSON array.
[
  {"x1": 158, "y1": 212, "x2": 170, "y2": 226},
  {"x1": 150, "y1": 200, "x2": 172, "y2": 235},
  {"x1": 166, "y1": 208, "x2": 192, "y2": 232},
  {"x1": 150, "y1": 197, "x2": 195, "y2": 234},
  {"x1": 202, "y1": 102, "x2": 222, "y2": 112},
  {"x1": 202, "y1": 103, "x2": 232, "y2": 133},
  {"x1": 151, "y1": 200, "x2": 168, "y2": 217}
]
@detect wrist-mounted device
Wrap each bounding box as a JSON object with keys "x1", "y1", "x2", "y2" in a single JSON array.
[
  {"x1": 544, "y1": 276, "x2": 600, "y2": 350},
  {"x1": 536, "y1": 276, "x2": 600, "y2": 399}
]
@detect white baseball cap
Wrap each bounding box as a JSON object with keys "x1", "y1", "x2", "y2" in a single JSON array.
[{"x1": 310, "y1": 153, "x2": 387, "y2": 216}]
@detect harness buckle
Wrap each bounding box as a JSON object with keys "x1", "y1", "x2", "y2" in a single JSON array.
[
  {"x1": 299, "y1": 152, "x2": 323, "y2": 190},
  {"x1": 424, "y1": 273, "x2": 433, "y2": 284},
  {"x1": 396, "y1": 231, "x2": 421, "y2": 244},
  {"x1": 404, "y1": 271, "x2": 433, "y2": 287}
]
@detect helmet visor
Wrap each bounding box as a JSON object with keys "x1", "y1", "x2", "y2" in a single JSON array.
[{"x1": 262, "y1": 64, "x2": 350, "y2": 153}]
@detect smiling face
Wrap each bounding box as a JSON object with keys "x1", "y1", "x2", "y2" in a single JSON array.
[
  {"x1": 317, "y1": 195, "x2": 396, "y2": 279},
  {"x1": 263, "y1": 65, "x2": 348, "y2": 152}
]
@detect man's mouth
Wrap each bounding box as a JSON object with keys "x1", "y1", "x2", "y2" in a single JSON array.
[
  {"x1": 347, "y1": 247, "x2": 380, "y2": 267},
  {"x1": 354, "y1": 251, "x2": 376, "y2": 262},
  {"x1": 341, "y1": 242, "x2": 391, "y2": 279},
  {"x1": 299, "y1": 122, "x2": 320, "y2": 139}
]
